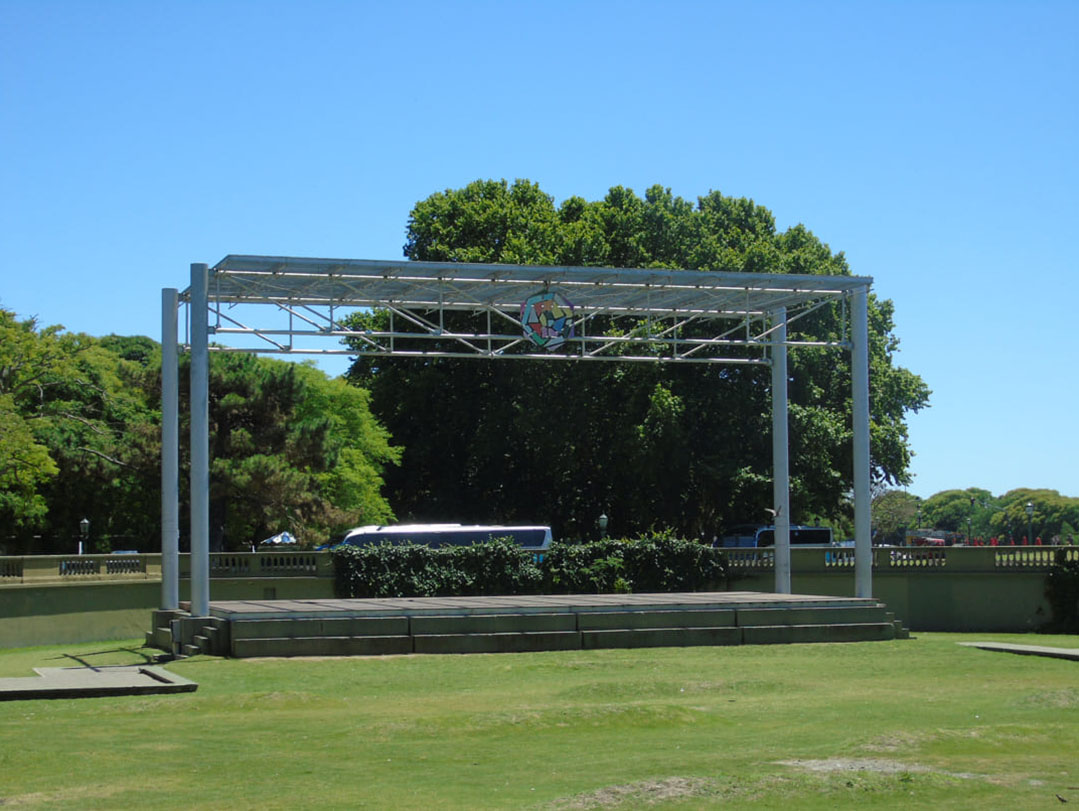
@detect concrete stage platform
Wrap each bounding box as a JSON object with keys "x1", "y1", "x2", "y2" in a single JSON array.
[{"x1": 153, "y1": 591, "x2": 908, "y2": 658}]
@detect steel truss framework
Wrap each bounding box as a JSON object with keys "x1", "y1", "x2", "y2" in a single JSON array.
[
  {"x1": 187, "y1": 255, "x2": 863, "y2": 364},
  {"x1": 160, "y1": 256, "x2": 874, "y2": 617}
]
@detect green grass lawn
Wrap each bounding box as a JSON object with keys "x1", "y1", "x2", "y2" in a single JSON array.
[{"x1": 1, "y1": 633, "x2": 1077, "y2": 809}]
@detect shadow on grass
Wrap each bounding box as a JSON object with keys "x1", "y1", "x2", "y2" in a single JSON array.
[{"x1": 47, "y1": 644, "x2": 157, "y2": 670}]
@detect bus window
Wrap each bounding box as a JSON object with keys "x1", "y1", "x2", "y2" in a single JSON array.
[
  {"x1": 790, "y1": 527, "x2": 833, "y2": 545},
  {"x1": 338, "y1": 524, "x2": 552, "y2": 551}
]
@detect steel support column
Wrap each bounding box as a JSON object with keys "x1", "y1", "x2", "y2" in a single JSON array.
[
  {"x1": 771, "y1": 307, "x2": 791, "y2": 594},
  {"x1": 160, "y1": 288, "x2": 179, "y2": 610},
  {"x1": 852, "y1": 285, "x2": 872, "y2": 597},
  {"x1": 189, "y1": 263, "x2": 210, "y2": 617}
]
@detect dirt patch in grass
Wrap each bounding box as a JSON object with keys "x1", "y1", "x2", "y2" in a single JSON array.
[
  {"x1": 777, "y1": 758, "x2": 981, "y2": 781},
  {"x1": 1018, "y1": 688, "x2": 1079, "y2": 709},
  {"x1": 863, "y1": 725, "x2": 992, "y2": 753},
  {"x1": 545, "y1": 776, "x2": 722, "y2": 809},
  {"x1": 863, "y1": 730, "x2": 926, "y2": 752},
  {"x1": 1, "y1": 783, "x2": 128, "y2": 807},
  {"x1": 779, "y1": 757, "x2": 931, "y2": 774}
]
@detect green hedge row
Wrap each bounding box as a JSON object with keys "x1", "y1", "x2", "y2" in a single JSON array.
[
  {"x1": 332, "y1": 535, "x2": 730, "y2": 599},
  {"x1": 1045, "y1": 550, "x2": 1079, "y2": 632}
]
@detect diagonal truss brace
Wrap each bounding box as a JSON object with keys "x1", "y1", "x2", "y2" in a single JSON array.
[{"x1": 196, "y1": 295, "x2": 852, "y2": 364}]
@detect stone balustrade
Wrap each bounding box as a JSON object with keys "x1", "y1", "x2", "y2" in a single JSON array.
[
  {"x1": 0, "y1": 551, "x2": 333, "y2": 584},
  {"x1": 0, "y1": 545, "x2": 1074, "y2": 586},
  {"x1": 725, "y1": 544, "x2": 1076, "y2": 574}
]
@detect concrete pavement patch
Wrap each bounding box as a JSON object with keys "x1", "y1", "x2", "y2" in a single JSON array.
[{"x1": 0, "y1": 664, "x2": 197, "y2": 701}]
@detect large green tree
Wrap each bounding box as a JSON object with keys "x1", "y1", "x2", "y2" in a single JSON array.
[
  {"x1": 871, "y1": 490, "x2": 923, "y2": 545},
  {"x1": 33, "y1": 338, "x2": 161, "y2": 552},
  {"x1": 346, "y1": 179, "x2": 930, "y2": 540},
  {"x1": 920, "y1": 488, "x2": 996, "y2": 538},
  {"x1": 0, "y1": 310, "x2": 65, "y2": 528},
  {"x1": 988, "y1": 489, "x2": 1079, "y2": 543},
  {"x1": 918, "y1": 486, "x2": 1079, "y2": 543},
  {"x1": 192, "y1": 354, "x2": 399, "y2": 550},
  {"x1": 0, "y1": 312, "x2": 163, "y2": 552},
  {"x1": 1, "y1": 308, "x2": 399, "y2": 554}
]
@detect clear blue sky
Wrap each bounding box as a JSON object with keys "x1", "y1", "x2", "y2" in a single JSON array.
[{"x1": 2, "y1": 1, "x2": 1076, "y2": 501}]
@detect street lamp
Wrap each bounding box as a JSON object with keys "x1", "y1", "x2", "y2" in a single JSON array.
[
  {"x1": 78, "y1": 517, "x2": 90, "y2": 555},
  {"x1": 968, "y1": 496, "x2": 975, "y2": 545},
  {"x1": 1025, "y1": 501, "x2": 1034, "y2": 546},
  {"x1": 597, "y1": 513, "x2": 609, "y2": 540}
]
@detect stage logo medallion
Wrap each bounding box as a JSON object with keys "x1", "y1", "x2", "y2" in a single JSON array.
[{"x1": 520, "y1": 290, "x2": 575, "y2": 350}]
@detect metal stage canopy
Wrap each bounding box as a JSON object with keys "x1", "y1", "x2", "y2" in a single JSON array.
[
  {"x1": 181, "y1": 255, "x2": 870, "y2": 364},
  {"x1": 160, "y1": 256, "x2": 874, "y2": 618}
]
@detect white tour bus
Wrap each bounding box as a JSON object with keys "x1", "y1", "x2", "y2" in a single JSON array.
[{"x1": 336, "y1": 523, "x2": 553, "y2": 552}]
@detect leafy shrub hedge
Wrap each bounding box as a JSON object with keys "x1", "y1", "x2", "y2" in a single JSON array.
[
  {"x1": 542, "y1": 535, "x2": 728, "y2": 594},
  {"x1": 1044, "y1": 550, "x2": 1079, "y2": 632},
  {"x1": 332, "y1": 538, "x2": 544, "y2": 598},
  {"x1": 332, "y1": 535, "x2": 729, "y2": 598}
]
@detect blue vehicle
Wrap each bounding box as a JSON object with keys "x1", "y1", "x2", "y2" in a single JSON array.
[{"x1": 719, "y1": 525, "x2": 834, "y2": 548}]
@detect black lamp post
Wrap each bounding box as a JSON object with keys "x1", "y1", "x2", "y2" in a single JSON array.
[
  {"x1": 1025, "y1": 501, "x2": 1034, "y2": 546},
  {"x1": 968, "y1": 496, "x2": 975, "y2": 545},
  {"x1": 597, "y1": 513, "x2": 609, "y2": 540},
  {"x1": 78, "y1": 517, "x2": 90, "y2": 555}
]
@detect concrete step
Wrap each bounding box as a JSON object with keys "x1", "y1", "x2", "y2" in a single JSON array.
[
  {"x1": 145, "y1": 609, "x2": 185, "y2": 652},
  {"x1": 581, "y1": 626, "x2": 742, "y2": 649},
  {"x1": 411, "y1": 613, "x2": 575, "y2": 635},
  {"x1": 577, "y1": 609, "x2": 736, "y2": 631},
  {"x1": 884, "y1": 610, "x2": 911, "y2": 640},
  {"x1": 205, "y1": 625, "x2": 229, "y2": 656},
  {"x1": 144, "y1": 626, "x2": 173, "y2": 650},
  {"x1": 412, "y1": 630, "x2": 581, "y2": 655},
  {"x1": 231, "y1": 635, "x2": 413, "y2": 658},
  {"x1": 230, "y1": 616, "x2": 409, "y2": 640},
  {"x1": 741, "y1": 622, "x2": 896, "y2": 645},
  {"x1": 736, "y1": 605, "x2": 890, "y2": 627}
]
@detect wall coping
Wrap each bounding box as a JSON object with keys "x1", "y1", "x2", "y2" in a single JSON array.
[{"x1": 1, "y1": 545, "x2": 1075, "y2": 587}]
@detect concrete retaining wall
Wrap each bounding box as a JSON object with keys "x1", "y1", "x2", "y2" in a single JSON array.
[
  {"x1": 732, "y1": 571, "x2": 1052, "y2": 632},
  {"x1": 1, "y1": 546, "x2": 1069, "y2": 648},
  {"x1": 1, "y1": 577, "x2": 335, "y2": 649}
]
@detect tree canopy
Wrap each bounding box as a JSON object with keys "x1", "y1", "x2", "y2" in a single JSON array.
[
  {"x1": 871, "y1": 490, "x2": 922, "y2": 545},
  {"x1": 197, "y1": 353, "x2": 398, "y2": 551},
  {"x1": 879, "y1": 486, "x2": 1079, "y2": 544},
  {"x1": 0, "y1": 312, "x2": 168, "y2": 550},
  {"x1": 0, "y1": 309, "x2": 398, "y2": 554},
  {"x1": 988, "y1": 489, "x2": 1079, "y2": 543},
  {"x1": 345, "y1": 179, "x2": 931, "y2": 539},
  {"x1": 0, "y1": 310, "x2": 67, "y2": 527},
  {"x1": 920, "y1": 488, "x2": 995, "y2": 537}
]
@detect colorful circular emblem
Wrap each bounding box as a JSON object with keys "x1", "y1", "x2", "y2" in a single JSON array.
[{"x1": 520, "y1": 290, "x2": 575, "y2": 350}]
